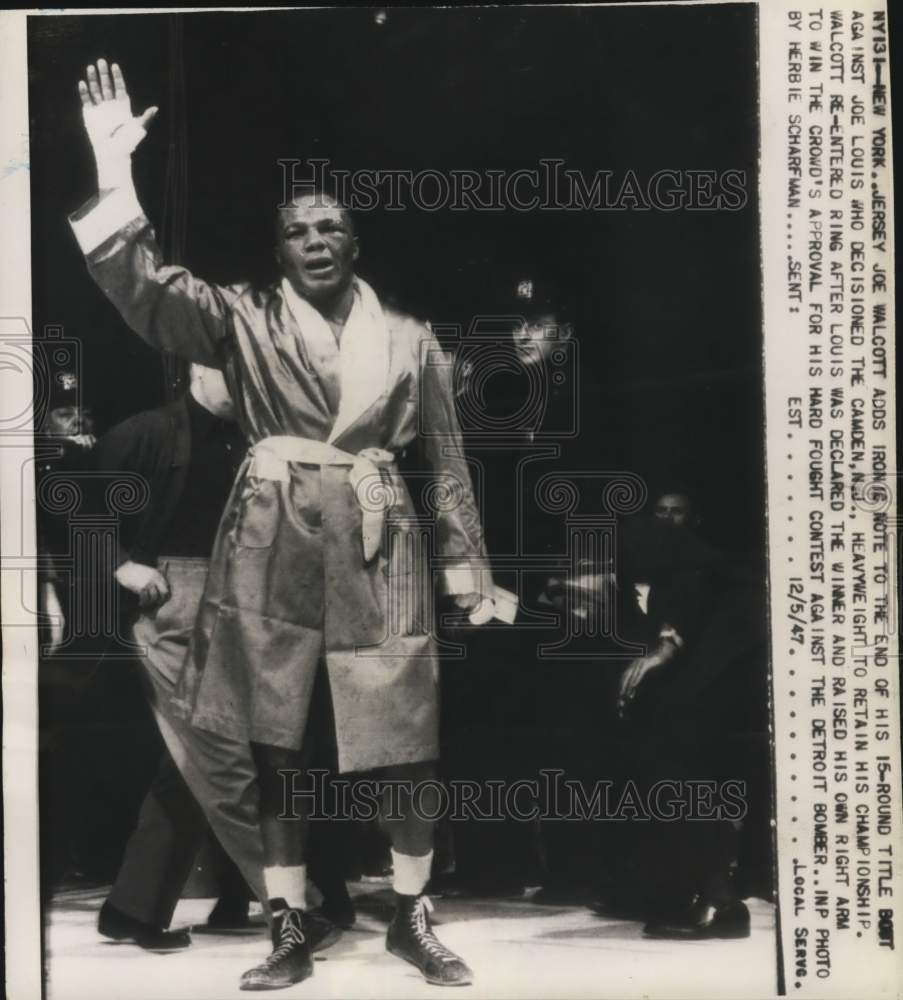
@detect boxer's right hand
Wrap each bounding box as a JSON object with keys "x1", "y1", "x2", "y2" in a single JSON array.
[
  {"x1": 116, "y1": 560, "x2": 170, "y2": 609},
  {"x1": 78, "y1": 59, "x2": 158, "y2": 189}
]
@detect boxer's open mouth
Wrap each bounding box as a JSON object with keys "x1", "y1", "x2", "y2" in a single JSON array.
[{"x1": 305, "y1": 257, "x2": 335, "y2": 274}]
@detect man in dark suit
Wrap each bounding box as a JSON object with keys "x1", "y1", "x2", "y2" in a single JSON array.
[
  {"x1": 92, "y1": 363, "x2": 261, "y2": 948},
  {"x1": 607, "y1": 486, "x2": 769, "y2": 938}
]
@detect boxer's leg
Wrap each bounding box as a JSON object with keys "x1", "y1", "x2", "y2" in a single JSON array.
[
  {"x1": 239, "y1": 667, "x2": 338, "y2": 992},
  {"x1": 379, "y1": 761, "x2": 473, "y2": 987}
]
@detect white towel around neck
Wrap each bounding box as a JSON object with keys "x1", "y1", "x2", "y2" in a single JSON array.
[{"x1": 281, "y1": 275, "x2": 390, "y2": 443}]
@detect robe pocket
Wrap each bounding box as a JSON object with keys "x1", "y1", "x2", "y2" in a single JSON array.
[{"x1": 235, "y1": 475, "x2": 281, "y2": 549}]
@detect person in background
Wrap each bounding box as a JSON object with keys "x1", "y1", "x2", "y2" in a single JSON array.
[
  {"x1": 37, "y1": 368, "x2": 101, "y2": 890},
  {"x1": 36, "y1": 369, "x2": 97, "y2": 645},
  {"x1": 600, "y1": 483, "x2": 769, "y2": 939},
  {"x1": 443, "y1": 281, "x2": 605, "y2": 903},
  {"x1": 646, "y1": 482, "x2": 773, "y2": 904},
  {"x1": 90, "y1": 363, "x2": 262, "y2": 949},
  {"x1": 649, "y1": 485, "x2": 700, "y2": 530}
]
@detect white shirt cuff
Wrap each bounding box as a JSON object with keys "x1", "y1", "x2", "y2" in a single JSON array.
[
  {"x1": 659, "y1": 626, "x2": 684, "y2": 648},
  {"x1": 444, "y1": 562, "x2": 482, "y2": 596},
  {"x1": 69, "y1": 184, "x2": 144, "y2": 256}
]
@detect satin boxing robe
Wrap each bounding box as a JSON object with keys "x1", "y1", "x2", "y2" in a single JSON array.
[{"x1": 71, "y1": 188, "x2": 489, "y2": 773}]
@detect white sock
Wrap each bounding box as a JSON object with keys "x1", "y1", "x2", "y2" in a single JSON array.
[
  {"x1": 392, "y1": 849, "x2": 433, "y2": 897},
  {"x1": 264, "y1": 865, "x2": 307, "y2": 910}
]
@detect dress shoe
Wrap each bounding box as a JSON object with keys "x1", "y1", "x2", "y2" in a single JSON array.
[
  {"x1": 386, "y1": 893, "x2": 473, "y2": 986},
  {"x1": 98, "y1": 901, "x2": 191, "y2": 951},
  {"x1": 240, "y1": 902, "x2": 313, "y2": 991},
  {"x1": 643, "y1": 897, "x2": 751, "y2": 940}
]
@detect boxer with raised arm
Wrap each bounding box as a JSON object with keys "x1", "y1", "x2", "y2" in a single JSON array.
[{"x1": 72, "y1": 58, "x2": 493, "y2": 990}]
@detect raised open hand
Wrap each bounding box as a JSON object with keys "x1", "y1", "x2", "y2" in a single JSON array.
[{"x1": 78, "y1": 59, "x2": 158, "y2": 188}]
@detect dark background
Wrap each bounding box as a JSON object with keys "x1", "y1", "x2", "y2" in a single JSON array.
[{"x1": 28, "y1": 3, "x2": 762, "y2": 552}]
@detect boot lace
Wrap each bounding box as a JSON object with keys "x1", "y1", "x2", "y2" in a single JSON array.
[
  {"x1": 409, "y1": 896, "x2": 459, "y2": 965},
  {"x1": 264, "y1": 909, "x2": 306, "y2": 966}
]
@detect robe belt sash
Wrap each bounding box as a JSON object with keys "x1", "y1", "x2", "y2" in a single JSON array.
[{"x1": 247, "y1": 435, "x2": 399, "y2": 563}]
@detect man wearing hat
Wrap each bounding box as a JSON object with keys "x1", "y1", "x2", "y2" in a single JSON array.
[
  {"x1": 443, "y1": 278, "x2": 592, "y2": 898},
  {"x1": 37, "y1": 366, "x2": 97, "y2": 585},
  {"x1": 37, "y1": 364, "x2": 99, "y2": 885}
]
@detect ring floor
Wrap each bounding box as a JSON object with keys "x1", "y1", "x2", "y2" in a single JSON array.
[{"x1": 46, "y1": 881, "x2": 778, "y2": 999}]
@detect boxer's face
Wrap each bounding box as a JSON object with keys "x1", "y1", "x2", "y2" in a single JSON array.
[{"x1": 275, "y1": 196, "x2": 358, "y2": 304}]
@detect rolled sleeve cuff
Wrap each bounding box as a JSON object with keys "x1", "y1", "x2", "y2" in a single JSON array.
[{"x1": 69, "y1": 185, "x2": 144, "y2": 256}]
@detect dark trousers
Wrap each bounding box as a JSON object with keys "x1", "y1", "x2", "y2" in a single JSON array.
[
  {"x1": 610, "y1": 639, "x2": 767, "y2": 909},
  {"x1": 107, "y1": 748, "x2": 210, "y2": 926}
]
